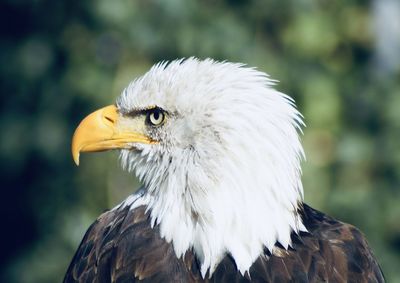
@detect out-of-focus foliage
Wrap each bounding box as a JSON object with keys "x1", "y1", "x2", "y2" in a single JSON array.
[{"x1": 1, "y1": 0, "x2": 399, "y2": 282}]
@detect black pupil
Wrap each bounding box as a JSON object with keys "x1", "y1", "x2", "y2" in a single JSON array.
[{"x1": 153, "y1": 111, "x2": 159, "y2": 121}]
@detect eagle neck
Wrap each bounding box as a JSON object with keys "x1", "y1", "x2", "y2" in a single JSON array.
[{"x1": 127, "y1": 149, "x2": 306, "y2": 278}]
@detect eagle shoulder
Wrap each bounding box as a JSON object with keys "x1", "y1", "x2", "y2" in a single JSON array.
[
  {"x1": 63, "y1": 204, "x2": 200, "y2": 283},
  {"x1": 291, "y1": 204, "x2": 385, "y2": 282}
]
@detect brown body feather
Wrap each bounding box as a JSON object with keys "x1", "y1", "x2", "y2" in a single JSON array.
[{"x1": 64, "y1": 203, "x2": 384, "y2": 283}]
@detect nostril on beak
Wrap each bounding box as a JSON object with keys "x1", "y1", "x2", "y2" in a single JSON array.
[{"x1": 104, "y1": 116, "x2": 114, "y2": 124}]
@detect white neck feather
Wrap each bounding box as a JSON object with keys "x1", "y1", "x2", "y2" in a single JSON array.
[{"x1": 116, "y1": 58, "x2": 306, "y2": 278}]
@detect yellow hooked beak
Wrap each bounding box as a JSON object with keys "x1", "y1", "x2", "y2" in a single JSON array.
[{"x1": 71, "y1": 105, "x2": 155, "y2": 165}]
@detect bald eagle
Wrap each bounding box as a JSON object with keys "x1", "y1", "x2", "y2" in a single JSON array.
[{"x1": 65, "y1": 58, "x2": 384, "y2": 282}]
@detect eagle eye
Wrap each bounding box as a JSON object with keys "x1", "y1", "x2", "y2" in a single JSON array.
[{"x1": 147, "y1": 108, "x2": 165, "y2": 126}]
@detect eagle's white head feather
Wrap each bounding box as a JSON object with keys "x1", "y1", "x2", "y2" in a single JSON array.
[{"x1": 115, "y1": 58, "x2": 306, "y2": 277}]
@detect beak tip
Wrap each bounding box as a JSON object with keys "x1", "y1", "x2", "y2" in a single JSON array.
[{"x1": 72, "y1": 148, "x2": 80, "y2": 166}]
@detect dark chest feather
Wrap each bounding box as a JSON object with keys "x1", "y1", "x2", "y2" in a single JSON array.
[{"x1": 64, "y1": 204, "x2": 384, "y2": 283}]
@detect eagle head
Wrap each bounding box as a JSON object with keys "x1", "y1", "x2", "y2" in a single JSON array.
[{"x1": 71, "y1": 57, "x2": 306, "y2": 276}]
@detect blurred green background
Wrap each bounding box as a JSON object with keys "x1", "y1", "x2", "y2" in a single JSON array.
[{"x1": 1, "y1": 0, "x2": 399, "y2": 282}]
